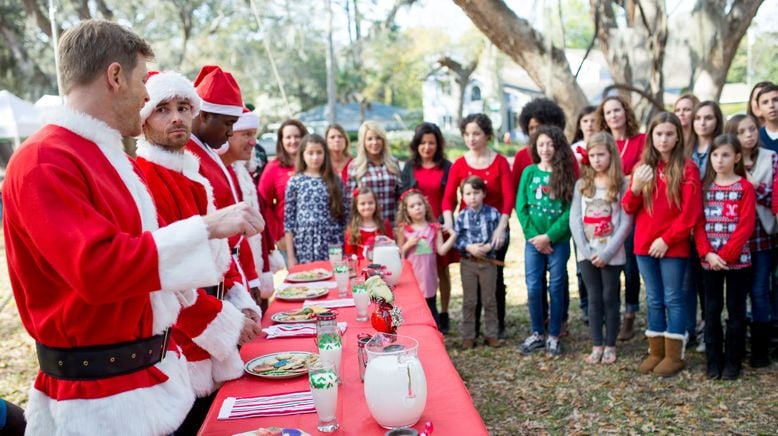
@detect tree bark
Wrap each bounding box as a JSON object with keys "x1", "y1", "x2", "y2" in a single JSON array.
[
  {"x1": 690, "y1": 0, "x2": 764, "y2": 101},
  {"x1": 452, "y1": 0, "x2": 588, "y2": 139},
  {"x1": 437, "y1": 55, "x2": 480, "y2": 126},
  {"x1": 325, "y1": 0, "x2": 337, "y2": 124}
]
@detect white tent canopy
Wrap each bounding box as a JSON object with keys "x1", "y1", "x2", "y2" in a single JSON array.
[{"x1": 0, "y1": 90, "x2": 43, "y2": 147}]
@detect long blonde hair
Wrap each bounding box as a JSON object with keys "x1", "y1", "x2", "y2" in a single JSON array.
[
  {"x1": 578, "y1": 131, "x2": 624, "y2": 203},
  {"x1": 347, "y1": 186, "x2": 388, "y2": 245},
  {"x1": 352, "y1": 121, "x2": 399, "y2": 180},
  {"x1": 640, "y1": 112, "x2": 688, "y2": 214}
]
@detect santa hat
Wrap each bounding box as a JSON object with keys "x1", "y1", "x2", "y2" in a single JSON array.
[
  {"x1": 233, "y1": 107, "x2": 259, "y2": 132},
  {"x1": 139, "y1": 71, "x2": 201, "y2": 123},
  {"x1": 193, "y1": 65, "x2": 244, "y2": 117}
]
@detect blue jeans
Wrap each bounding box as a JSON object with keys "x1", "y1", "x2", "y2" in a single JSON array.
[
  {"x1": 636, "y1": 256, "x2": 687, "y2": 335},
  {"x1": 525, "y1": 241, "x2": 570, "y2": 337},
  {"x1": 750, "y1": 249, "x2": 773, "y2": 323}
]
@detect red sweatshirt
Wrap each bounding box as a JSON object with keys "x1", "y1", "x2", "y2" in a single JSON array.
[
  {"x1": 444, "y1": 153, "x2": 514, "y2": 215},
  {"x1": 694, "y1": 179, "x2": 755, "y2": 268},
  {"x1": 622, "y1": 159, "x2": 703, "y2": 258}
]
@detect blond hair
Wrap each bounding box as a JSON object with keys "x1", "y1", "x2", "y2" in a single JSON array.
[
  {"x1": 578, "y1": 132, "x2": 624, "y2": 203},
  {"x1": 395, "y1": 190, "x2": 435, "y2": 229},
  {"x1": 352, "y1": 121, "x2": 399, "y2": 180}
]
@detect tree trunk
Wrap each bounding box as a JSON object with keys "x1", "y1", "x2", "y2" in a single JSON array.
[
  {"x1": 453, "y1": 0, "x2": 588, "y2": 139},
  {"x1": 690, "y1": 0, "x2": 763, "y2": 101},
  {"x1": 325, "y1": 0, "x2": 337, "y2": 124},
  {"x1": 437, "y1": 56, "x2": 480, "y2": 127}
]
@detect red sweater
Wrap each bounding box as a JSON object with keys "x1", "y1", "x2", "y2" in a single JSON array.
[
  {"x1": 694, "y1": 179, "x2": 755, "y2": 268},
  {"x1": 616, "y1": 133, "x2": 646, "y2": 176},
  {"x1": 344, "y1": 219, "x2": 394, "y2": 260},
  {"x1": 511, "y1": 147, "x2": 581, "y2": 193},
  {"x1": 622, "y1": 159, "x2": 703, "y2": 258},
  {"x1": 415, "y1": 166, "x2": 446, "y2": 218},
  {"x1": 444, "y1": 153, "x2": 514, "y2": 215},
  {"x1": 257, "y1": 159, "x2": 295, "y2": 242}
]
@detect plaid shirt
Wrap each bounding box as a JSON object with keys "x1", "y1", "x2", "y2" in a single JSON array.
[
  {"x1": 454, "y1": 204, "x2": 501, "y2": 259},
  {"x1": 748, "y1": 152, "x2": 778, "y2": 252},
  {"x1": 347, "y1": 161, "x2": 400, "y2": 225}
]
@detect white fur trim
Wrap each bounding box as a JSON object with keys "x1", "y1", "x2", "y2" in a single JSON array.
[
  {"x1": 233, "y1": 111, "x2": 259, "y2": 131},
  {"x1": 200, "y1": 99, "x2": 244, "y2": 117},
  {"x1": 645, "y1": 330, "x2": 664, "y2": 338},
  {"x1": 176, "y1": 289, "x2": 198, "y2": 309},
  {"x1": 259, "y1": 271, "x2": 275, "y2": 299},
  {"x1": 150, "y1": 291, "x2": 183, "y2": 335},
  {"x1": 211, "y1": 350, "x2": 245, "y2": 384},
  {"x1": 140, "y1": 71, "x2": 201, "y2": 124},
  {"x1": 187, "y1": 358, "x2": 216, "y2": 398},
  {"x1": 215, "y1": 141, "x2": 230, "y2": 155},
  {"x1": 192, "y1": 300, "x2": 243, "y2": 360},
  {"x1": 269, "y1": 249, "x2": 286, "y2": 273},
  {"x1": 153, "y1": 215, "x2": 222, "y2": 291},
  {"x1": 233, "y1": 162, "x2": 264, "y2": 230},
  {"x1": 224, "y1": 283, "x2": 262, "y2": 318},
  {"x1": 25, "y1": 353, "x2": 194, "y2": 436}
]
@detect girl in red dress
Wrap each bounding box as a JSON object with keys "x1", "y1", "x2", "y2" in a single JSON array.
[{"x1": 344, "y1": 186, "x2": 394, "y2": 260}]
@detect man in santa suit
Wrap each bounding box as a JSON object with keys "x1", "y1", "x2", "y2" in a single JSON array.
[
  {"x1": 185, "y1": 66, "x2": 264, "y2": 305},
  {"x1": 134, "y1": 71, "x2": 263, "y2": 433},
  {"x1": 1, "y1": 21, "x2": 263, "y2": 435},
  {"x1": 221, "y1": 110, "x2": 280, "y2": 312}
]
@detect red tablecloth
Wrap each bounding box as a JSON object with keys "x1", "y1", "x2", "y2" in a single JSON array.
[{"x1": 198, "y1": 261, "x2": 487, "y2": 435}]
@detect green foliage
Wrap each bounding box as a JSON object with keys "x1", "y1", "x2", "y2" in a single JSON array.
[
  {"x1": 560, "y1": 0, "x2": 595, "y2": 49},
  {"x1": 727, "y1": 32, "x2": 778, "y2": 85}
]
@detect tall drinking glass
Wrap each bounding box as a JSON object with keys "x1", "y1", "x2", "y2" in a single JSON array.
[
  {"x1": 328, "y1": 244, "x2": 343, "y2": 269},
  {"x1": 333, "y1": 260, "x2": 350, "y2": 298},
  {"x1": 352, "y1": 277, "x2": 369, "y2": 321},
  {"x1": 309, "y1": 360, "x2": 339, "y2": 432}
]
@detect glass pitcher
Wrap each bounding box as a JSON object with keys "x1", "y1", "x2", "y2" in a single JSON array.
[
  {"x1": 363, "y1": 333, "x2": 427, "y2": 429},
  {"x1": 372, "y1": 236, "x2": 402, "y2": 286}
]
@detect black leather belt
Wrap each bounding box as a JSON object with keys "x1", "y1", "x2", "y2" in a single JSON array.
[
  {"x1": 36, "y1": 330, "x2": 170, "y2": 381},
  {"x1": 203, "y1": 281, "x2": 225, "y2": 300}
]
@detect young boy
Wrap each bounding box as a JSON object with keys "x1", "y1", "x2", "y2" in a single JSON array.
[
  {"x1": 757, "y1": 83, "x2": 778, "y2": 152},
  {"x1": 454, "y1": 176, "x2": 504, "y2": 349}
]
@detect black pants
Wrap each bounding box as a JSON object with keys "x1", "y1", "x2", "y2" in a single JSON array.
[
  {"x1": 175, "y1": 392, "x2": 216, "y2": 435},
  {"x1": 475, "y1": 239, "x2": 509, "y2": 333},
  {"x1": 0, "y1": 399, "x2": 25, "y2": 436},
  {"x1": 623, "y1": 228, "x2": 641, "y2": 312},
  {"x1": 703, "y1": 268, "x2": 750, "y2": 364},
  {"x1": 579, "y1": 261, "x2": 622, "y2": 346}
]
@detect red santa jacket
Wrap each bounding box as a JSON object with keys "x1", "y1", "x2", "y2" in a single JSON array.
[
  {"x1": 186, "y1": 137, "x2": 260, "y2": 292},
  {"x1": 1, "y1": 109, "x2": 227, "y2": 435},
  {"x1": 135, "y1": 140, "x2": 247, "y2": 395}
]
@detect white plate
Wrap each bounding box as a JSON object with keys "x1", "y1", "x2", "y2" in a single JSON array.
[
  {"x1": 286, "y1": 268, "x2": 333, "y2": 283},
  {"x1": 270, "y1": 310, "x2": 320, "y2": 323},
  {"x1": 244, "y1": 351, "x2": 317, "y2": 379},
  {"x1": 274, "y1": 286, "x2": 330, "y2": 301}
]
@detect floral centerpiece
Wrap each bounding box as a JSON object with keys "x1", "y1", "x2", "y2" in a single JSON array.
[{"x1": 365, "y1": 275, "x2": 403, "y2": 333}]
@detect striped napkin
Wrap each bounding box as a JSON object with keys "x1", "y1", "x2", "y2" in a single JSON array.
[
  {"x1": 217, "y1": 391, "x2": 316, "y2": 420},
  {"x1": 263, "y1": 322, "x2": 347, "y2": 339},
  {"x1": 302, "y1": 298, "x2": 355, "y2": 309}
]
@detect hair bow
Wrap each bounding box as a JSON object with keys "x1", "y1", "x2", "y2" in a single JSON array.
[
  {"x1": 352, "y1": 187, "x2": 360, "y2": 197},
  {"x1": 400, "y1": 188, "x2": 422, "y2": 202},
  {"x1": 576, "y1": 145, "x2": 590, "y2": 166}
]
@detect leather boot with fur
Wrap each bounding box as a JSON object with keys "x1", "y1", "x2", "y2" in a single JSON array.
[
  {"x1": 654, "y1": 334, "x2": 686, "y2": 377},
  {"x1": 639, "y1": 331, "x2": 665, "y2": 374},
  {"x1": 618, "y1": 312, "x2": 636, "y2": 341}
]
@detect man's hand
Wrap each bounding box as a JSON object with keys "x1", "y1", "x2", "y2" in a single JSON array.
[
  {"x1": 238, "y1": 316, "x2": 261, "y2": 345},
  {"x1": 203, "y1": 202, "x2": 263, "y2": 239}
]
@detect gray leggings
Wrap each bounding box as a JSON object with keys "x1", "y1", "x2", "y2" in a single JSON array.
[{"x1": 579, "y1": 261, "x2": 622, "y2": 347}]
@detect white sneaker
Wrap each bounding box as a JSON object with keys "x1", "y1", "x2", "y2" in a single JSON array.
[{"x1": 695, "y1": 339, "x2": 706, "y2": 353}]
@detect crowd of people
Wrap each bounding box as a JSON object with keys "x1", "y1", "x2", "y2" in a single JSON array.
[{"x1": 2, "y1": 19, "x2": 777, "y2": 435}]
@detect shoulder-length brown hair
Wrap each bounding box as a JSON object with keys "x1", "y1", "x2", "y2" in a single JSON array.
[
  {"x1": 295, "y1": 133, "x2": 344, "y2": 222},
  {"x1": 640, "y1": 112, "x2": 687, "y2": 214},
  {"x1": 277, "y1": 119, "x2": 309, "y2": 167},
  {"x1": 530, "y1": 125, "x2": 576, "y2": 203},
  {"x1": 347, "y1": 186, "x2": 387, "y2": 245},
  {"x1": 578, "y1": 131, "x2": 624, "y2": 203},
  {"x1": 595, "y1": 95, "x2": 640, "y2": 138},
  {"x1": 702, "y1": 134, "x2": 746, "y2": 188},
  {"x1": 325, "y1": 123, "x2": 350, "y2": 158}
]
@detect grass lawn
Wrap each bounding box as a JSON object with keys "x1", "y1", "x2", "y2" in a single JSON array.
[{"x1": 1, "y1": 219, "x2": 778, "y2": 434}]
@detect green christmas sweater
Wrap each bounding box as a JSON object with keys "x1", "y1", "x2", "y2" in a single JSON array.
[{"x1": 516, "y1": 164, "x2": 572, "y2": 243}]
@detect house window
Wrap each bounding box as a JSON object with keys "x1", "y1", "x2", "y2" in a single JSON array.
[
  {"x1": 438, "y1": 80, "x2": 452, "y2": 96},
  {"x1": 471, "y1": 86, "x2": 482, "y2": 101}
]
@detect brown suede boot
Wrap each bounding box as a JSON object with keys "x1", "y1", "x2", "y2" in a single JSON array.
[
  {"x1": 462, "y1": 338, "x2": 475, "y2": 349},
  {"x1": 618, "y1": 312, "x2": 636, "y2": 341},
  {"x1": 654, "y1": 334, "x2": 686, "y2": 377},
  {"x1": 639, "y1": 332, "x2": 665, "y2": 374}
]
